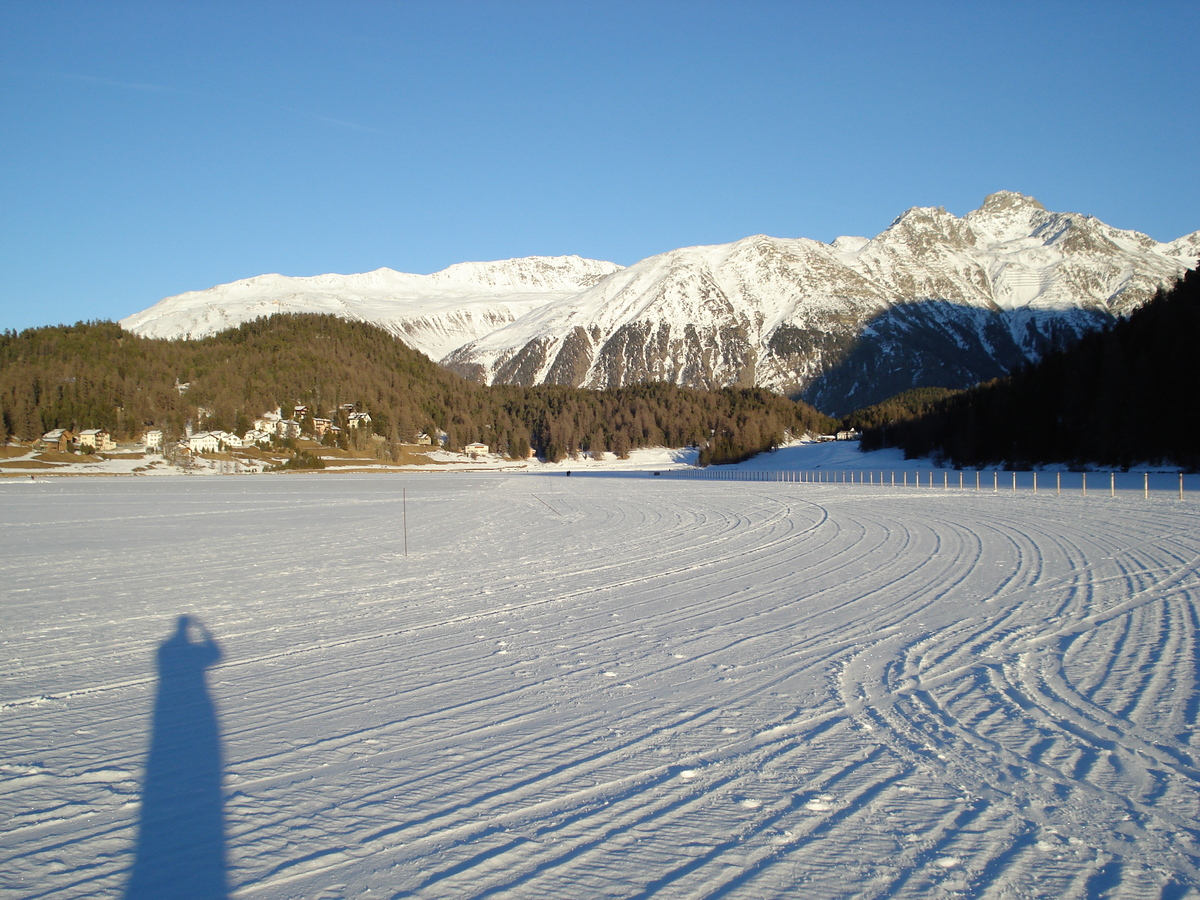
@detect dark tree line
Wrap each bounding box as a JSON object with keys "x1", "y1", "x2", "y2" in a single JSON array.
[
  {"x1": 861, "y1": 266, "x2": 1200, "y2": 470},
  {"x1": 0, "y1": 313, "x2": 834, "y2": 464},
  {"x1": 839, "y1": 386, "x2": 961, "y2": 435}
]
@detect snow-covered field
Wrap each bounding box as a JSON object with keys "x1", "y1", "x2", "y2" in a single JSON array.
[{"x1": 3, "y1": 472, "x2": 1199, "y2": 898}]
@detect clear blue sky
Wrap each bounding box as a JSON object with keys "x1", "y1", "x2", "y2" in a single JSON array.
[{"x1": 2, "y1": 1, "x2": 1197, "y2": 332}]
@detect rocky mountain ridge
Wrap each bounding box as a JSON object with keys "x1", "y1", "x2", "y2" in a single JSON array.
[
  {"x1": 444, "y1": 192, "x2": 1198, "y2": 412},
  {"x1": 122, "y1": 193, "x2": 1199, "y2": 414}
]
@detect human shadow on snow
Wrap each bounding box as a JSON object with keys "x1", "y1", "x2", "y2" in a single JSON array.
[{"x1": 125, "y1": 615, "x2": 227, "y2": 900}]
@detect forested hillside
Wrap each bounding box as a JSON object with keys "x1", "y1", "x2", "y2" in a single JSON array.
[
  {"x1": 0, "y1": 314, "x2": 833, "y2": 464},
  {"x1": 839, "y1": 387, "x2": 962, "y2": 434},
  {"x1": 861, "y1": 267, "x2": 1200, "y2": 470}
]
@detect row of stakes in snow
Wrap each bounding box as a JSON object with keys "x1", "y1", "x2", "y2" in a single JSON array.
[{"x1": 670, "y1": 467, "x2": 1190, "y2": 500}]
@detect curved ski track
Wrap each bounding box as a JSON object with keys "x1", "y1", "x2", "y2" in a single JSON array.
[{"x1": 1, "y1": 476, "x2": 1198, "y2": 899}]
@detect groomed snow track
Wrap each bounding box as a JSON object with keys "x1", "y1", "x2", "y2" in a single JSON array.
[{"x1": 2, "y1": 475, "x2": 1199, "y2": 898}]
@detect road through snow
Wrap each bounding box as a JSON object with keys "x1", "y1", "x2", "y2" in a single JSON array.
[{"x1": 2, "y1": 474, "x2": 1199, "y2": 898}]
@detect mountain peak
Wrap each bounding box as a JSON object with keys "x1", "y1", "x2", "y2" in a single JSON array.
[
  {"x1": 965, "y1": 191, "x2": 1052, "y2": 244},
  {"x1": 883, "y1": 205, "x2": 978, "y2": 252},
  {"x1": 978, "y1": 191, "x2": 1046, "y2": 214}
]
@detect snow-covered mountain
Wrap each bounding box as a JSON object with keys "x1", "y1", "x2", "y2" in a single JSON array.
[
  {"x1": 443, "y1": 193, "x2": 1198, "y2": 413},
  {"x1": 120, "y1": 256, "x2": 623, "y2": 362},
  {"x1": 122, "y1": 193, "x2": 1199, "y2": 415}
]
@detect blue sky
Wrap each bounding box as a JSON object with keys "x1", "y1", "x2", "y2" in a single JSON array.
[{"x1": 2, "y1": 1, "x2": 1197, "y2": 332}]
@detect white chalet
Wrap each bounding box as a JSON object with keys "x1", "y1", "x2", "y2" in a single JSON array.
[
  {"x1": 243, "y1": 428, "x2": 273, "y2": 447},
  {"x1": 464, "y1": 442, "x2": 489, "y2": 457},
  {"x1": 143, "y1": 429, "x2": 164, "y2": 451},
  {"x1": 186, "y1": 432, "x2": 220, "y2": 454},
  {"x1": 77, "y1": 428, "x2": 116, "y2": 452},
  {"x1": 211, "y1": 431, "x2": 244, "y2": 449},
  {"x1": 275, "y1": 419, "x2": 302, "y2": 440}
]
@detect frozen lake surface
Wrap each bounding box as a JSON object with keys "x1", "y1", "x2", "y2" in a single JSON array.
[{"x1": 3, "y1": 473, "x2": 1200, "y2": 898}]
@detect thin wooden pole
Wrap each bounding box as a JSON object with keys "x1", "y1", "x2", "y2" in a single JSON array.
[{"x1": 403, "y1": 487, "x2": 409, "y2": 557}]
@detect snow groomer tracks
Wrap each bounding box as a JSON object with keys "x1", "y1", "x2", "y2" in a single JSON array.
[{"x1": 2, "y1": 475, "x2": 1198, "y2": 898}]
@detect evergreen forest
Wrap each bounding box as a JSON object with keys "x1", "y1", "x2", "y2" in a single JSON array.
[
  {"x1": 860, "y1": 267, "x2": 1200, "y2": 470},
  {"x1": 0, "y1": 314, "x2": 834, "y2": 465}
]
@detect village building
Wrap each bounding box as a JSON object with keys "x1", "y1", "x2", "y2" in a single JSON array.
[
  {"x1": 275, "y1": 419, "x2": 302, "y2": 440},
  {"x1": 312, "y1": 417, "x2": 333, "y2": 437},
  {"x1": 77, "y1": 429, "x2": 116, "y2": 452},
  {"x1": 143, "y1": 429, "x2": 164, "y2": 451},
  {"x1": 243, "y1": 428, "x2": 273, "y2": 447},
  {"x1": 414, "y1": 432, "x2": 433, "y2": 445},
  {"x1": 210, "y1": 431, "x2": 244, "y2": 449},
  {"x1": 464, "y1": 441, "x2": 489, "y2": 457},
  {"x1": 39, "y1": 428, "x2": 76, "y2": 452},
  {"x1": 186, "y1": 432, "x2": 220, "y2": 454},
  {"x1": 347, "y1": 412, "x2": 372, "y2": 429}
]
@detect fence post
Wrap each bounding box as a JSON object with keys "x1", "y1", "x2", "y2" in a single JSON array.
[
  {"x1": 1180, "y1": 473, "x2": 1185, "y2": 501},
  {"x1": 993, "y1": 471, "x2": 998, "y2": 492},
  {"x1": 976, "y1": 470, "x2": 980, "y2": 492},
  {"x1": 1012, "y1": 471, "x2": 1017, "y2": 492},
  {"x1": 1083, "y1": 472, "x2": 1087, "y2": 496},
  {"x1": 1057, "y1": 471, "x2": 1061, "y2": 496},
  {"x1": 1144, "y1": 471, "x2": 1149, "y2": 500},
  {"x1": 1033, "y1": 472, "x2": 1037, "y2": 494}
]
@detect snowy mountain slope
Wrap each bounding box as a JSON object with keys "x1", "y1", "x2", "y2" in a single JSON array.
[
  {"x1": 121, "y1": 193, "x2": 1198, "y2": 414},
  {"x1": 443, "y1": 192, "x2": 1198, "y2": 412},
  {"x1": 120, "y1": 256, "x2": 623, "y2": 362}
]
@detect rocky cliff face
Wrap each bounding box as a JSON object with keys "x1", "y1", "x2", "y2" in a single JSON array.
[{"x1": 443, "y1": 193, "x2": 1197, "y2": 413}]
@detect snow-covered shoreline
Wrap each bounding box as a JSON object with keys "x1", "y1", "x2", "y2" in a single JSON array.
[{"x1": 3, "y1": 438, "x2": 1194, "y2": 482}]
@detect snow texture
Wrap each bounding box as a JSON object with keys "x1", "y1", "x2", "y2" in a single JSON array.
[
  {"x1": 120, "y1": 256, "x2": 623, "y2": 362},
  {"x1": 3, "y1": 468, "x2": 1200, "y2": 898}
]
